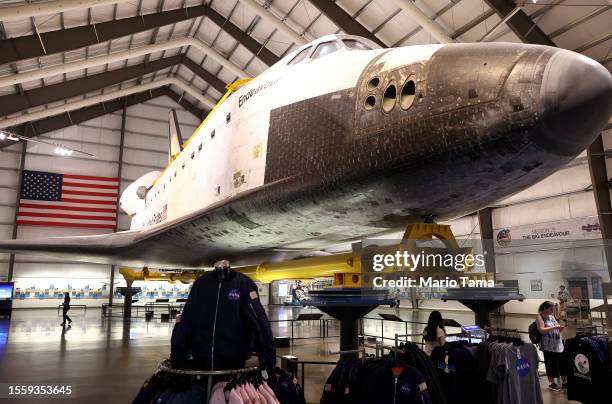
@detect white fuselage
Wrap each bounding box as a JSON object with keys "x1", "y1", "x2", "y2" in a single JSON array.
[{"x1": 130, "y1": 36, "x2": 443, "y2": 232}]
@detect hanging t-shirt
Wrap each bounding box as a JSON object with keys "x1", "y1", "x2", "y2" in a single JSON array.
[
  {"x1": 487, "y1": 343, "x2": 543, "y2": 404},
  {"x1": 430, "y1": 344, "x2": 477, "y2": 403},
  {"x1": 564, "y1": 336, "x2": 610, "y2": 404}
]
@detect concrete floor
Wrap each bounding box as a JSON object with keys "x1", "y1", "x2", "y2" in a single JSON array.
[{"x1": 0, "y1": 306, "x2": 579, "y2": 403}]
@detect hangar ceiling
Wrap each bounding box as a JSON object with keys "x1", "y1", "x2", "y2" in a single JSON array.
[{"x1": 0, "y1": 0, "x2": 610, "y2": 147}]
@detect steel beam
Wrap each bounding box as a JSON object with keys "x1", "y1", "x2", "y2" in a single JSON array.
[
  {"x1": 389, "y1": 0, "x2": 454, "y2": 44},
  {"x1": 0, "y1": 3, "x2": 283, "y2": 69},
  {"x1": 162, "y1": 87, "x2": 207, "y2": 119},
  {"x1": 205, "y1": 5, "x2": 280, "y2": 65},
  {"x1": 181, "y1": 56, "x2": 226, "y2": 94},
  {"x1": 308, "y1": 0, "x2": 386, "y2": 47},
  {"x1": 0, "y1": 87, "x2": 202, "y2": 148},
  {"x1": 0, "y1": 55, "x2": 223, "y2": 117},
  {"x1": 483, "y1": 0, "x2": 555, "y2": 46},
  {"x1": 0, "y1": 0, "x2": 130, "y2": 22},
  {"x1": 7, "y1": 140, "x2": 27, "y2": 282},
  {"x1": 0, "y1": 37, "x2": 247, "y2": 89},
  {"x1": 109, "y1": 97, "x2": 128, "y2": 305},
  {"x1": 238, "y1": 0, "x2": 306, "y2": 45},
  {"x1": 0, "y1": 4, "x2": 210, "y2": 65},
  {"x1": 477, "y1": 208, "x2": 496, "y2": 280},
  {"x1": 1, "y1": 77, "x2": 213, "y2": 128},
  {"x1": 587, "y1": 135, "x2": 612, "y2": 283}
]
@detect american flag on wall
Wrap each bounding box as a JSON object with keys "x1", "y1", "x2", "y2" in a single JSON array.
[{"x1": 17, "y1": 170, "x2": 119, "y2": 230}]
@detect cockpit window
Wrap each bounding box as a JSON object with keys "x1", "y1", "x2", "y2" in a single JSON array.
[
  {"x1": 343, "y1": 39, "x2": 372, "y2": 51},
  {"x1": 311, "y1": 41, "x2": 341, "y2": 60},
  {"x1": 288, "y1": 46, "x2": 312, "y2": 65}
]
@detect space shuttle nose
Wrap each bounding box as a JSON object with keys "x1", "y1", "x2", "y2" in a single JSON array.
[{"x1": 537, "y1": 49, "x2": 612, "y2": 155}]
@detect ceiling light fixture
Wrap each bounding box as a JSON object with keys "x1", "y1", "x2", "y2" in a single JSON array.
[
  {"x1": 0, "y1": 131, "x2": 14, "y2": 141},
  {"x1": 0, "y1": 129, "x2": 97, "y2": 158},
  {"x1": 54, "y1": 147, "x2": 73, "y2": 156}
]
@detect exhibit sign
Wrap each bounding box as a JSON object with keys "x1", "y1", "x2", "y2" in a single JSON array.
[
  {"x1": 495, "y1": 217, "x2": 601, "y2": 247},
  {"x1": 11, "y1": 278, "x2": 191, "y2": 300}
]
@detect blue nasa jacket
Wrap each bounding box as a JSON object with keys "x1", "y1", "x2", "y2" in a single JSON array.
[{"x1": 170, "y1": 270, "x2": 276, "y2": 370}]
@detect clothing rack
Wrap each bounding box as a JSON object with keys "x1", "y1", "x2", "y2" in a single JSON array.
[
  {"x1": 328, "y1": 348, "x2": 366, "y2": 356},
  {"x1": 487, "y1": 327, "x2": 527, "y2": 339},
  {"x1": 394, "y1": 332, "x2": 425, "y2": 349},
  {"x1": 157, "y1": 359, "x2": 259, "y2": 403},
  {"x1": 488, "y1": 327, "x2": 519, "y2": 334},
  {"x1": 574, "y1": 329, "x2": 610, "y2": 337}
]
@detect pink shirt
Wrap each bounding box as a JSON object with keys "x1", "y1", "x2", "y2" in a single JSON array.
[
  {"x1": 228, "y1": 389, "x2": 244, "y2": 404},
  {"x1": 238, "y1": 385, "x2": 251, "y2": 404},
  {"x1": 258, "y1": 384, "x2": 278, "y2": 404},
  {"x1": 262, "y1": 382, "x2": 279, "y2": 404},
  {"x1": 209, "y1": 382, "x2": 227, "y2": 404}
]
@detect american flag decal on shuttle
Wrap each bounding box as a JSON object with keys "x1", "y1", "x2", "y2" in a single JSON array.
[{"x1": 17, "y1": 170, "x2": 118, "y2": 230}]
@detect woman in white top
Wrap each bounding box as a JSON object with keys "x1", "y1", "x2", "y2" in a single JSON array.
[
  {"x1": 423, "y1": 310, "x2": 446, "y2": 355},
  {"x1": 537, "y1": 300, "x2": 566, "y2": 391}
]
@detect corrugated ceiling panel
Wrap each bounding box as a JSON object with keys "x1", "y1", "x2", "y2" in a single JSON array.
[
  {"x1": 211, "y1": 0, "x2": 237, "y2": 20},
  {"x1": 228, "y1": 45, "x2": 251, "y2": 70},
  {"x1": 377, "y1": 16, "x2": 420, "y2": 46},
  {"x1": 245, "y1": 57, "x2": 268, "y2": 76},
  {"x1": 555, "y1": 10, "x2": 611, "y2": 51},
  {"x1": 32, "y1": 13, "x2": 62, "y2": 34},
  {"x1": 196, "y1": 17, "x2": 222, "y2": 46},
  {"x1": 115, "y1": 1, "x2": 140, "y2": 19},
  {"x1": 1, "y1": 18, "x2": 33, "y2": 38},
  {"x1": 307, "y1": 13, "x2": 338, "y2": 38},
  {"x1": 436, "y1": 0, "x2": 485, "y2": 35},
  {"x1": 267, "y1": 1, "x2": 313, "y2": 42},
  {"x1": 61, "y1": 7, "x2": 89, "y2": 29},
  {"x1": 90, "y1": 4, "x2": 116, "y2": 22},
  {"x1": 357, "y1": 0, "x2": 399, "y2": 33},
  {"x1": 227, "y1": 1, "x2": 260, "y2": 32}
]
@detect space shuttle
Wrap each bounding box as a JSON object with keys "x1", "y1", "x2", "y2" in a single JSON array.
[{"x1": 1, "y1": 34, "x2": 611, "y2": 269}]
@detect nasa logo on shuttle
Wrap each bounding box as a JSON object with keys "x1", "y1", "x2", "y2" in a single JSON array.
[
  {"x1": 238, "y1": 77, "x2": 281, "y2": 108},
  {"x1": 496, "y1": 228, "x2": 511, "y2": 247}
]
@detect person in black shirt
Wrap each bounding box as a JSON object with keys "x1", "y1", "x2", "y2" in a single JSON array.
[
  {"x1": 423, "y1": 311, "x2": 446, "y2": 355},
  {"x1": 60, "y1": 292, "x2": 72, "y2": 326}
]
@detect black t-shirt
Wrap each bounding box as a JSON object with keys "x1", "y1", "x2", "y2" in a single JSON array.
[
  {"x1": 430, "y1": 343, "x2": 477, "y2": 403},
  {"x1": 564, "y1": 337, "x2": 610, "y2": 404}
]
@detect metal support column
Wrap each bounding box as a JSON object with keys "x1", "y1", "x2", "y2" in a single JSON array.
[
  {"x1": 587, "y1": 134, "x2": 612, "y2": 282},
  {"x1": 478, "y1": 208, "x2": 497, "y2": 281},
  {"x1": 109, "y1": 99, "x2": 127, "y2": 306},
  {"x1": 7, "y1": 140, "x2": 27, "y2": 281}
]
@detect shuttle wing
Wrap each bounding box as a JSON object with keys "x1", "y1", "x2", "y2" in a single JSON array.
[
  {"x1": 0, "y1": 177, "x2": 297, "y2": 268},
  {"x1": 0, "y1": 231, "x2": 139, "y2": 265}
]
